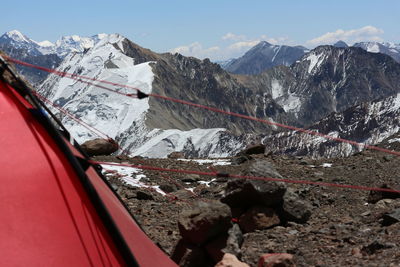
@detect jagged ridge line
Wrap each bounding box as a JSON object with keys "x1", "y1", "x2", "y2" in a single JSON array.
[{"x1": 6, "y1": 56, "x2": 400, "y2": 157}]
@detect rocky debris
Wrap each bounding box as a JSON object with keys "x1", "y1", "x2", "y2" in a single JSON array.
[
  {"x1": 367, "y1": 184, "x2": 400, "y2": 204},
  {"x1": 100, "y1": 151, "x2": 400, "y2": 266},
  {"x1": 215, "y1": 253, "x2": 250, "y2": 267},
  {"x1": 239, "y1": 206, "x2": 280, "y2": 233},
  {"x1": 81, "y1": 138, "x2": 118, "y2": 156},
  {"x1": 258, "y1": 253, "x2": 295, "y2": 267},
  {"x1": 381, "y1": 208, "x2": 400, "y2": 226}
]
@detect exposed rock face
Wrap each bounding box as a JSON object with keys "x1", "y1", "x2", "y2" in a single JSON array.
[
  {"x1": 263, "y1": 93, "x2": 400, "y2": 158},
  {"x1": 240, "y1": 46, "x2": 400, "y2": 128},
  {"x1": 81, "y1": 138, "x2": 118, "y2": 156},
  {"x1": 224, "y1": 41, "x2": 308, "y2": 75}
]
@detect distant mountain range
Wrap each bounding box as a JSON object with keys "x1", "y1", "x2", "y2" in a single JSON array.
[
  {"x1": 220, "y1": 40, "x2": 400, "y2": 75},
  {"x1": 223, "y1": 41, "x2": 309, "y2": 75},
  {"x1": 2, "y1": 30, "x2": 400, "y2": 158}
]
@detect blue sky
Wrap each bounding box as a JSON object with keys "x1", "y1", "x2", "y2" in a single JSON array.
[{"x1": 1, "y1": 0, "x2": 399, "y2": 60}]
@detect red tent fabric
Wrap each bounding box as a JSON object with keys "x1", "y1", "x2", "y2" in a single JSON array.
[{"x1": 0, "y1": 61, "x2": 176, "y2": 266}]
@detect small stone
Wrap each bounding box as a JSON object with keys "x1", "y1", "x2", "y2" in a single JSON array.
[
  {"x1": 281, "y1": 189, "x2": 312, "y2": 223},
  {"x1": 258, "y1": 253, "x2": 295, "y2": 267},
  {"x1": 81, "y1": 138, "x2": 118, "y2": 156},
  {"x1": 215, "y1": 253, "x2": 250, "y2": 267},
  {"x1": 159, "y1": 184, "x2": 177, "y2": 193},
  {"x1": 381, "y1": 208, "x2": 400, "y2": 226},
  {"x1": 136, "y1": 190, "x2": 154, "y2": 200}
]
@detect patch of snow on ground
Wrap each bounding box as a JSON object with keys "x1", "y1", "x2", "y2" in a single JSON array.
[
  {"x1": 198, "y1": 178, "x2": 217, "y2": 187},
  {"x1": 178, "y1": 159, "x2": 231, "y2": 166},
  {"x1": 321, "y1": 163, "x2": 333, "y2": 168},
  {"x1": 101, "y1": 163, "x2": 165, "y2": 195}
]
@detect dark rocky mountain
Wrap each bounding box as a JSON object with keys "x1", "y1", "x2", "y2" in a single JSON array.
[
  {"x1": 223, "y1": 41, "x2": 308, "y2": 75},
  {"x1": 239, "y1": 45, "x2": 400, "y2": 127},
  {"x1": 263, "y1": 92, "x2": 400, "y2": 158},
  {"x1": 333, "y1": 40, "x2": 348, "y2": 48},
  {"x1": 354, "y1": 41, "x2": 400, "y2": 63}
]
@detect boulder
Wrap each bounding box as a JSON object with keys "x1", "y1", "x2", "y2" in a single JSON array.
[
  {"x1": 178, "y1": 200, "x2": 232, "y2": 244},
  {"x1": 381, "y1": 208, "x2": 400, "y2": 226},
  {"x1": 221, "y1": 160, "x2": 286, "y2": 208},
  {"x1": 171, "y1": 239, "x2": 211, "y2": 267},
  {"x1": 239, "y1": 206, "x2": 280, "y2": 233},
  {"x1": 367, "y1": 184, "x2": 400, "y2": 204},
  {"x1": 280, "y1": 189, "x2": 312, "y2": 223},
  {"x1": 215, "y1": 253, "x2": 250, "y2": 267},
  {"x1": 205, "y1": 223, "x2": 244, "y2": 262},
  {"x1": 81, "y1": 138, "x2": 118, "y2": 156},
  {"x1": 258, "y1": 253, "x2": 295, "y2": 267}
]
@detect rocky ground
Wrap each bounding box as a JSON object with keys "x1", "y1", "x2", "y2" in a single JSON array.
[{"x1": 96, "y1": 144, "x2": 400, "y2": 267}]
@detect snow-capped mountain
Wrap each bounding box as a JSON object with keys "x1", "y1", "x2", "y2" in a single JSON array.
[
  {"x1": 263, "y1": 93, "x2": 400, "y2": 158},
  {"x1": 38, "y1": 34, "x2": 252, "y2": 158},
  {"x1": 0, "y1": 30, "x2": 109, "y2": 58},
  {"x1": 0, "y1": 30, "x2": 43, "y2": 56},
  {"x1": 354, "y1": 41, "x2": 400, "y2": 63},
  {"x1": 223, "y1": 41, "x2": 309, "y2": 74}
]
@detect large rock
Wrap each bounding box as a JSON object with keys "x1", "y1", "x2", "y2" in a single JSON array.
[
  {"x1": 239, "y1": 206, "x2": 280, "y2": 233},
  {"x1": 205, "y1": 223, "x2": 244, "y2": 262},
  {"x1": 280, "y1": 189, "x2": 312, "y2": 223},
  {"x1": 178, "y1": 200, "x2": 232, "y2": 244},
  {"x1": 382, "y1": 208, "x2": 400, "y2": 226},
  {"x1": 171, "y1": 239, "x2": 212, "y2": 267},
  {"x1": 81, "y1": 138, "x2": 118, "y2": 156},
  {"x1": 221, "y1": 160, "x2": 286, "y2": 208},
  {"x1": 367, "y1": 184, "x2": 400, "y2": 204}
]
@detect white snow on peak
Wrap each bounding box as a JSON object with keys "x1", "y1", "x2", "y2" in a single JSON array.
[
  {"x1": 37, "y1": 40, "x2": 54, "y2": 47},
  {"x1": 271, "y1": 79, "x2": 284, "y2": 99},
  {"x1": 305, "y1": 52, "x2": 325, "y2": 74},
  {"x1": 39, "y1": 35, "x2": 244, "y2": 158},
  {"x1": 4, "y1": 30, "x2": 31, "y2": 43}
]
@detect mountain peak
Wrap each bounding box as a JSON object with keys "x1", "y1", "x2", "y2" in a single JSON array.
[
  {"x1": 3, "y1": 30, "x2": 32, "y2": 43},
  {"x1": 333, "y1": 40, "x2": 348, "y2": 48}
]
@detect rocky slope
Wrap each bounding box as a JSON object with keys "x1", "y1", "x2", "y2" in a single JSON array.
[
  {"x1": 98, "y1": 141, "x2": 400, "y2": 266},
  {"x1": 263, "y1": 93, "x2": 400, "y2": 158},
  {"x1": 239, "y1": 45, "x2": 400, "y2": 127},
  {"x1": 223, "y1": 41, "x2": 308, "y2": 75}
]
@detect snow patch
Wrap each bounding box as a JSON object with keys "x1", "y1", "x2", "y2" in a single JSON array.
[
  {"x1": 178, "y1": 159, "x2": 231, "y2": 166},
  {"x1": 306, "y1": 52, "x2": 325, "y2": 74},
  {"x1": 101, "y1": 164, "x2": 165, "y2": 195}
]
